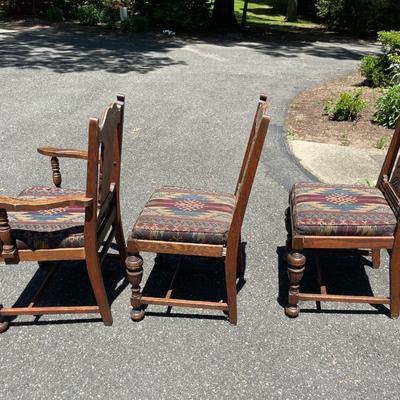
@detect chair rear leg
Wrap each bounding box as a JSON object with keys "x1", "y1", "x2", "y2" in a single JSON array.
[
  {"x1": 285, "y1": 251, "x2": 305, "y2": 318},
  {"x1": 390, "y1": 251, "x2": 400, "y2": 319},
  {"x1": 225, "y1": 251, "x2": 238, "y2": 325},
  {"x1": 371, "y1": 248, "x2": 381, "y2": 269},
  {"x1": 114, "y1": 222, "x2": 127, "y2": 264},
  {"x1": 86, "y1": 255, "x2": 113, "y2": 326}
]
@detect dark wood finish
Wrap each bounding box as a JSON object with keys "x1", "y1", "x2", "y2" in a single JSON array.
[
  {"x1": 0, "y1": 95, "x2": 127, "y2": 332},
  {"x1": 126, "y1": 96, "x2": 271, "y2": 325},
  {"x1": 285, "y1": 118, "x2": 400, "y2": 318}
]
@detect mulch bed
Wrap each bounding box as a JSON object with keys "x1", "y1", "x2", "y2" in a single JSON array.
[{"x1": 287, "y1": 71, "x2": 392, "y2": 149}]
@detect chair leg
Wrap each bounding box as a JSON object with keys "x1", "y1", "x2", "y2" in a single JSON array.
[
  {"x1": 225, "y1": 250, "x2": 238, "y2": 325},
  {"x1": 390, "y1": 250, "x2": 400, "y2": 319},
  {"x1": 371, "y1": 248, "x2": 380, "y2": 269},
  {"x1": 126, "y1": 254, "x2": 145, "y2": 322},
  {"x1": 86, "y1": 255, "x2": 113, "y2": 326},
  {"x1": 114, "y1": 222, "x2": 127, "y2": 264},
  {"x1": 285, "y1": 251, "x2": 306, "y2": 318},
  {"x1": 0, "y1": 305, "x2": 9, "y2": 333}
]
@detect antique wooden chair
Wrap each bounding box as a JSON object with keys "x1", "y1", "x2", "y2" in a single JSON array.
[
  {"x1": 285, "y1": 118, "x2": 400, "y2": 318},
  {"x1": 125, "y1": 95, "x2": 271, "y2": 325},
  {"x1": 0, "y1": 95, "x2": 126, "y2": 332}
]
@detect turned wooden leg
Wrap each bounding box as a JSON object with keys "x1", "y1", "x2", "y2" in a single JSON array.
[
  {"x1": 126, "y1": 254, "x2": 145, "y2": 321},
  {"x1": 371, "y1": 248, "x2": 381, "y2": 269},
  {"x1": 0, "y1": 305, "x2": 9, "y2": 333},
  {"x1": 51, "y1": 157, "x2": 61, "y2": 188},
  {"x1": 0, "y1": 209, "x2": 19, "y2": 264},
  {"x1": 285, "y1": 251, "x2": 305, "y2": 318}
]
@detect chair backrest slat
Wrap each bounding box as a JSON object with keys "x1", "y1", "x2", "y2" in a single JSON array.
[
  {"x1": 229, "y1": 97, "x2": 271, "y2": 247},
  {"x1": 378, "y1": 118, "x2": 400, "y2": 217},
  {"x1": 85, "y1": 96, "x2": 125, "y2": 228}
]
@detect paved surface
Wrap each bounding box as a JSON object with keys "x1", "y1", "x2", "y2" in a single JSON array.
[
  {"x1": 289, "y1": 139, "x2": 385, "y2": 185},
  {"x1": 1, "y1": 22, "x2": 398, "y2": 400}
]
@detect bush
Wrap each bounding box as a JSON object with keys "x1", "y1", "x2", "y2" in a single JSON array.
[
  {"x1": 360, "y1": 55, "x2": 390, "y2": 88},
  {"x1": 325, "y1": 89, "x2": 367, "y2": 121},
  {"x1": 121, "y1": 15, "x2": 149, "y2": 32},
  {"x1": 143, "y1": 0, "x2": 211, "y2": 31},
  {"x1": 100, "y1": 7, "x2": 120, "y2": 28},
  {"x1": 77, "y1": 4, "x2": 101, "y2": 26},
  {"x1": 378, "y1": 30, "x2": 400, "y2": 54},
  {"x1": 374, "y1": 85, "x2": 400, "y2": 129},
  {"x1": 47, "y1": 6, "x2": 64, "y2": 22},
  {"x1": 316, "y1": 0, "x2": 400, "y2": 34}
]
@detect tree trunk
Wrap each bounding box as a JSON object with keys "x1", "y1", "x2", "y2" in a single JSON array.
[
  {"x1": 241, "y1": 0, "x2": 249, "y2": 28},
  {"x1": 212, "y1": 0, "x2": 240, "y2": 30},
  {"x1": 286, "y1": 0, "x2": 298, "y2": 22}
]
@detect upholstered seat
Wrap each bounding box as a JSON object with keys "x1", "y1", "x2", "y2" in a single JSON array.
[
  {"x1": 291, "y1": 182, "x2": 396, "y2": 236},
  {"x1": 131, "y1": 186, "x2": 236, "y2": 245},
  {"x1": 8, "y1": 186, "x2": 85, "y2": 250}
]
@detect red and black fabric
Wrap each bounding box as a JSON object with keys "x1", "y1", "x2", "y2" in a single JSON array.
[
  {"x1": 291, "y1": 182, "x2": 397, "y2": 236},
  {"x1": 7, "y1": 186, "x2": 85, "y2": 250},
  {"x1": 131, "y1": 186, "x2": 236, "y2": 244}
]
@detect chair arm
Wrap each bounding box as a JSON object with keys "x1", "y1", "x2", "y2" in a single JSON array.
[
  {"x1": 37, "y1": 146, "x2": 89, "y2": 160},
  {"x1": 0, "y1": 195, "x2": 93, "y2": 212}
]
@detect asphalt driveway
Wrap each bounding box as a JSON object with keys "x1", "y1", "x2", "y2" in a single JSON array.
[{"x1": 0, "y1": 21, "x2": 395, "y2": 400}]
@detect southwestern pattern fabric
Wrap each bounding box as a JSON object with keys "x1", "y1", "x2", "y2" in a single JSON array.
[
  {"x1": 7, "y1": 186, "x2": 85, "y2": 250},
  {"x1": 131, "y1": 186, "x2": 236, "y2": 244},
  {"x1": 291, "y1": 182, "x2": 397, "y2": 236}
]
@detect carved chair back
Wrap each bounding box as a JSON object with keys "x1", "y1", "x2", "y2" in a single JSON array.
[
  {"x1": 86, "y1": 96, "x2": 125, "y2": 232},
  {"x1": 229, "y1": 96, "x2": 270, "y2": 248},
  {"x1": 377, "y1": 118, "x2": 400, "y2": 219}
]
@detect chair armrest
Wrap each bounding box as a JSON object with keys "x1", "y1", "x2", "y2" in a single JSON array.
[
  {"x1": 37, "y1": 146, "x2": 88, "y2": 160},
  {"x1": 0, "y1": 195, "x2": 93, "y2": 212}
]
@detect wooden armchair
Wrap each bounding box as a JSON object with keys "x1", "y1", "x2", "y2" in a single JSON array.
[
  {"x1": 125, "y1": 95, "x2": 271, "y2": 325},
  {"x1": 0, "y1": 95, "x2": 126, "y2": 332},
  {"x1": 285, "y1": 118, "x2": 400, "y2": 318}
]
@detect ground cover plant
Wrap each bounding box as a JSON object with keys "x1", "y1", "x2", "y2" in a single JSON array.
[{"x1": 325, "y1": 89, "x2": 367, "y2": 121}]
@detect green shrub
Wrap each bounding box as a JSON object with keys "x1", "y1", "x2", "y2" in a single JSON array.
[
  {"x1": 143, "y1": 0, "x2": 211, "y2": 31},
  {"x1": 121, "y1": 15, "x2": 149, "y2": 32},
  {"x1": 360, "y1": 55, "x2": 390, "y2": 88},
  {"x1": 100, "y1": 7, "x2": 120, "y2": 28},
  {"x1": 77, "y1": 4, "x2": 101, "y2": 26},
  {"x1": 378, "y1": 30, "x2": 400, "y2": 54},
  {"x1": 325, "y1": 89, "x2": 367, "y2": 121},
  {"x1": 47, "y1": 6, "x2": 64, "y2": 22},
  {"x1": 374, "y1": 85, "x2": 400, "y2": 129},
  {"x1": 389, "y1": 54, "x2": 400, "y2": 85},
  {"x1": 316, "y1": 0, "x2": 400, "y2": 34}
]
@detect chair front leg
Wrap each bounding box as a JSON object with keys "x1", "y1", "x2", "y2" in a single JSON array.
[
  {"x1": 51, "y1": 157, "x2": 62, "y2": 188},
  {"x1": 225, "y1": 248, "x2": 238, "y2": 325},
  {"x1": 390, "y1": 249, "x2": 400, "y2": 319},
  {"x1": 126, "y1": 253, "x2": 145, "y2": 321},
  {"x1": 285, "y1": 251, "x2": 306, "y2": 318}
]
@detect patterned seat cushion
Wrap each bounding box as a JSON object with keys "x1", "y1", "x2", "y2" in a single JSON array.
[
  {"x1": 7, "y1": 186, "x2": 86, "y2": 250},
  {"x1": 131, "y1": 186, "x2": 236, "y2": 244},
  {"x1": 291, "y1": 182, "x2": 397, "y2": 236}
]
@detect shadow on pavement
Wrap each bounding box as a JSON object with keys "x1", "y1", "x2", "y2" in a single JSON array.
[{"x1": 0, "y1": 20, "x2": 377, "y2": 74}]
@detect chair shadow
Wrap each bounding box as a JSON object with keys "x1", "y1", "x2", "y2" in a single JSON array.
[
  {"x1": 6, "y1": 253, "x2": 128, "y2": 328},
  {"x1": 141, "y1": 242, "x2": 247, "y2": 321},
  {"x1": 276, "y1": 246, "x2": 390, "y2": 317}
]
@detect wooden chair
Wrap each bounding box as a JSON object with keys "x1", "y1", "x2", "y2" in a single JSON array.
[
  {"x1": 0, "y1": 95, "x2": 126, "y2": 332},
  {"x1": 285, "y1": 118, "x2": 400, "y2": 318},
  {"x1": 125, "y1": 95, "x2": 271, "y2": 325}
]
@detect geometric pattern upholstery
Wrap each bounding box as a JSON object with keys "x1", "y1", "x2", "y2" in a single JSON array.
[
  {"x1": 6, "y1": 186, "x2": 85, "y2": 250},
  {"x1": 291, "y1": 182, "x2": 397, "y2": 236},
  {"x1": 131, "y1": 186, "x2": 236, "y2": 244}
]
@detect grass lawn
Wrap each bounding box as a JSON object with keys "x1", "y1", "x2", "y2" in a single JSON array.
[{"x1": 234, "y1": 0, "x2": 322, "y2": 29}]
